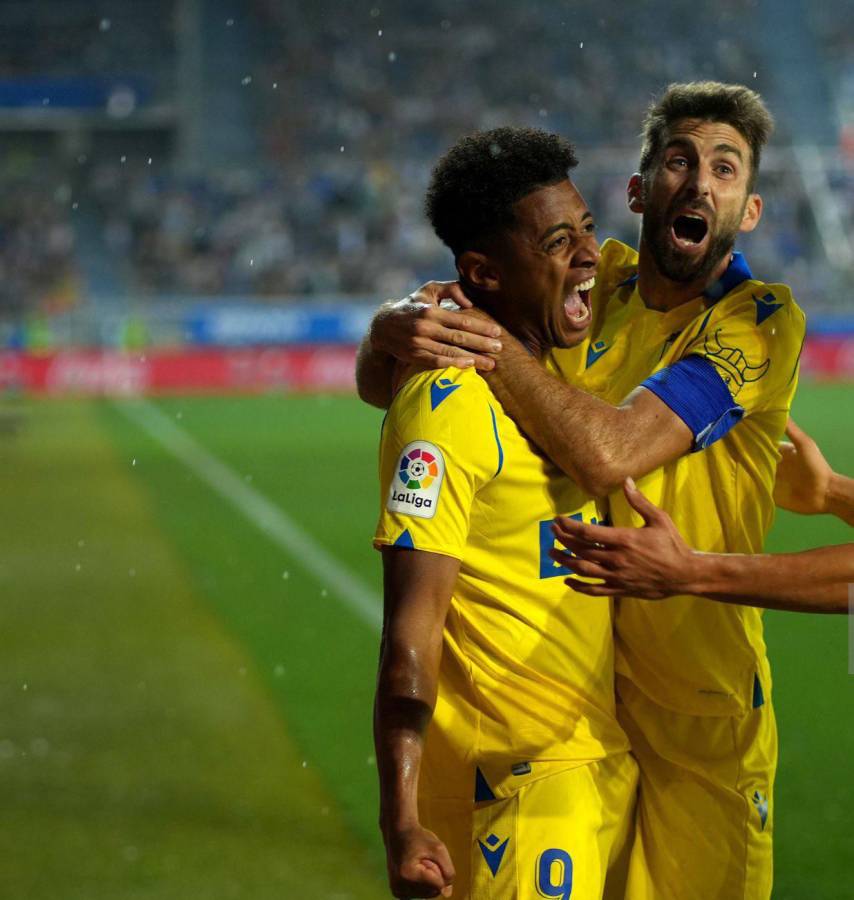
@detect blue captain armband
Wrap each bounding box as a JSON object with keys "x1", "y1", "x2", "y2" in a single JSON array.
[{"x1": 641, "y1": 355, "x2": 745, "y2": 451}]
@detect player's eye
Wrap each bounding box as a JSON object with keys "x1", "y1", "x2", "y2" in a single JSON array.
[
  {"x1": 584, "y1": 220, "x2": 596, "y2": 234},
  {"x1": 667, "y1": 156, "x2": 689, "y2": 169},
  {"x1": 547, "y1": 234, "x2": 568, "y2": 252},
  {"x1": 716, "y1": 162, "x2": 735, "y2": 176}
]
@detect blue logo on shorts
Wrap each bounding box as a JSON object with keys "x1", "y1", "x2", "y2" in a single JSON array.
[
  {"x1": 478, "y1": 833, "x2": 509, "y2": 877},
  {"x1": 752, "y1": 790, "x2": 769, "y2": 830}
]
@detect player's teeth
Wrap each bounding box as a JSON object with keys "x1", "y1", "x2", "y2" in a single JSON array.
[{"x1": 576, "y1": 277, "x2": 596, "y2": 292}]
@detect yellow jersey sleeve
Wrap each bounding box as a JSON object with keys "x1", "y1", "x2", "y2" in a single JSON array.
[
  {"x1": 374, "y1": 367, "x2": 501, "y2": 559},
  {"x1": 641, "y1": 283, "x2": 806, "y2": 450}
]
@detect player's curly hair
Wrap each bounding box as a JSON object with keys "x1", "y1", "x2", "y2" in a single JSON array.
[
  {"x1": 426, "y1": 127, "x2": 578, "y2": 258},
  {"x1": 639, "y1": 82, "x2": 774, "y2": 191}
]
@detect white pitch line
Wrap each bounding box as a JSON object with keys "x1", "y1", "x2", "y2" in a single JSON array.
[{"x1": 116, "y1": 398, "x2": 382, "y2": 631}]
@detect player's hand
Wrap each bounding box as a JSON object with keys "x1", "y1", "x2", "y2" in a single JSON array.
[
  {"x1": 549, "y1": 478, "x2": 696, "y2": 599},
  {"x1": 773, "y1": 418, "x2": 833, "y2": 516},
  {"x1": 385, "y1": 824, "x2": 455, "y2": 898},
  {"x1": 370, "y1": 283, "x2": 503, "y2": 372}
]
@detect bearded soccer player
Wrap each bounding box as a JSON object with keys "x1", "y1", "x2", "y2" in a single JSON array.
[
  {"x1": 358, "y1": 83, "x2": 805, "y2": 900},
  {"x1": 373, "y1": 128, "x2": 636, "y2": 900}
]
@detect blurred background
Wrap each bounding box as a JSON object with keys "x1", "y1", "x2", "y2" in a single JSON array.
[{"x1": 0, "y1": 1, "x2": 851, "y2": 897}]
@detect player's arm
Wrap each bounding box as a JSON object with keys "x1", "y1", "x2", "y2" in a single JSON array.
[
  {"x1": 354, "y1": 285, "x2": 503, "y2": 409},
  {"x1": 374, "y1": 547, "x2": 459, "y2": 899},
  {"x1": 550, "y1": 478, "x2": 853, "y2": 613},
  {"x1": 775, "y1": 419, "x2": 854, "y2": 526},
  {"x1": 483, "y1": 332, "x2": 693, "y2": 497}
]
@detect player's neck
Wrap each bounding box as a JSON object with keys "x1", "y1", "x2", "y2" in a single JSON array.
[{"x1": 636, "y1": 240, "x2": 731, "y2": 312}]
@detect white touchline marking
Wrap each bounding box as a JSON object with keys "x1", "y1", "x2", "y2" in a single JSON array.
[{"x1": 116, "y1": 399, "x2": 382, "y2": 632}]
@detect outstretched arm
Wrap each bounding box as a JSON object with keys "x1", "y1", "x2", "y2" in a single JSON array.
[
  {"x1": 774, "y1": 419, "x2": 854, "y2": 526},
  {"x1": 355, "y1": 286, "x2": 503, "y2": 409},
  {"x1": 375, "y1": 547, "x2": 460, "y2": 899},
  {"x1": 484, "y1": 333, "x2": 692, "y2": 496},
  {"x1": 550, "y1": 478, "x2": 853, "y2": 614}
]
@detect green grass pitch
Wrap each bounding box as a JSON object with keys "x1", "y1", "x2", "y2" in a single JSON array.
[{"x1": 0, "y1": 382, "x2": 850, "y2": 898}]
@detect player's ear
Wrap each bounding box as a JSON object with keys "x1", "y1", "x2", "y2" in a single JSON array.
[
  {"x1": 739, "y1": 192, "x2": 762, "y2": 234},
  {"x1": 457, "y1": 251, "x2": 501, "y2": 292},
  {"x1": 627, "y1": 173, "x2": 645, "y2": 214}
]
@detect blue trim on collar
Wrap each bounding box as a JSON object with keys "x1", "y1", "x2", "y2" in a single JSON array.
[
  {"x1": 614, "y1": 251, "x2": 752, "y2": 300},
  {"x1": 703, "y1": 251, "x2": 752, "y2": 301}
]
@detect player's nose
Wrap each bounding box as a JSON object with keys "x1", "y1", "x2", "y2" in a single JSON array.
[{"x1": 571, "y1": 234, "x2": 600, "y2": 271}]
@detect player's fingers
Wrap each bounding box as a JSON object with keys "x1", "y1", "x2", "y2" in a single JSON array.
[
  {"x1": 558, "y1": 555, "x2": 611, "y2": 580},
  {"x1": 784, "y1": 418, "x2": 814, "y2": 451},
  {"x1": 549, "y1": 543, "x2": 611, "y2": 567},
  {"x1": 622, "y1": 477, "x2": 665, "y2": 526},
  {"x1": 564, "y1": 577, "x2": 622, "y2": 597},
  {"x1": 553, "y1": 515, "x2": 619, "y2": 547},
  {"x1": 408, "y1": 280, "x2": 460, "y2": 308},
  {"x1": 422, "y1": 309, "x2": 503, "y2": 347},
  {"x1": 412, "y1": 342, "x2": 495, "y2": 371},
  {"x1": 444, "y1": 281, "x2": 473, "y2": 309}
]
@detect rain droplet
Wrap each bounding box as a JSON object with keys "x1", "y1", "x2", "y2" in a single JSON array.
[
  {"x1": 370, "y1": 7, "x2": 380, "y2": 17},
  {"x1": 241, "y1": 75, "x2": 252, "y2": 86},
  {"x1": 120, "y1": 155, "x2": 127, "y2": 163},
  {"x1": 579, "y1": 41, "x2": 584, "y2": 48},
  {"x1": 175, "y1": 411, "x2": 183, "y2": 419},
  {"x1": 22, "y1": 683, "x2": 28, "y2": 691},
  {"x1": 753, "y1": 71, "x2": 757, "y2": 78},
  {"x1": 366, "y1": 754, "x2": 376, "y2": 766},
  {"x1": 239, "y1": 667, "x2": 247, "y2": 676},
  {"x1": 42, "y1": 97, "x2": 50, "y2": 106},
  {"x1": 282, "y1": 571, "x2": 290, "y2": 580},
  {"x1": 377, "y1": 29, "x2": 383, "y2": 36},
  {"x1": 272, "y1": 82, "x2": 278, "y2": 89},
  {"x1": 99, "y1": 18, "x2": 111, "y2": 31},
  {"x1": 226, "y1": 18, "x2": 234, "y2": 26},
  {"x1": 77, "y1": 539, "x2": 85, "y2": 548},
  {"x1": 274, "y1": 664, "x2": 285, "y2": 677},
  {"x1": 128, "y1": 568, "x2": 136, "y2": 577},
  {"x1": 489, "y1": 143, "x2": 502, "y2": 157},
  {"x1": 75, "y1": 563, "x2": 81, "y2": 572},
  {"x1": 320, "y1": 588, "x2": 328, "y2": 598},
  {"x1": 388, "y1": 51, "x2": 397, "y2": 62},
  {"x1": 301, "y1": 760, "x2": 308, "y2": 768},
  {"x1": 147, "y1": 157, "x2": 152, "y2": 165},
  {"x1": 132, "y1": 458, "x2": 137, "y2": 466},
  {"x1": 538, "y1": 108, "x2": 548, "y2": 118},
  {"x1": 72, "y1": 202, "x2": 79, "y2": 210},
  {"x1": 249, "y1": 258, "x2": 254, "y2": 266},
  {"x1": 339, "y1": 145, "x2": 345, "y2": 152},
  {"x1": 440, "y1": 19, "x2": 451, "y2": 30}
]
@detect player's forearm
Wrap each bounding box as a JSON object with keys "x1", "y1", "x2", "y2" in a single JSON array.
[
  {"x1": 355, "y1": 325, "x2": 396, "y2": 410},
  {"x1": 485, "y1": 340, "x2": 635, "y2": 496},
  {"x1": 686, "y1": 545, "x2": 854, "y2": 613},
  {"x1": 374, "y1": 645, "x2": 438, "y2": 832},
  {"x1": 827, "y1": 473, "x2": 854, "y2": 527}
]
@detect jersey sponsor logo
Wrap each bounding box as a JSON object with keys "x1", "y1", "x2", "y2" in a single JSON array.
[
  {"x1": 430, "y1": 376, "x2": 462, "y2": 411},
  {"x1": 585, "y1": 339, "x2": 610, "y2": 368},
  {"x1": 478, "y1": 833, "x2": 509, "y2": 877},
  {"x1": 753, "y1": 291, "x2": 783, "y2": 325},
  {"x1": 703, "y1": 328, "x2": 770, "y2": 395},
  {"x1": 752, "y1": 790, "x2": 769, "y2": 830},
  {"x1": 536, "y1": 848, "x2": 573, "y2": 899},
  {"x1": 387, "y1": 441, "x2": 444, "y2": 519}
]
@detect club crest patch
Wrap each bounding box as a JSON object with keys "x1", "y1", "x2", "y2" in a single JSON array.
[{"x1": 387, "y1": 441, "x2": 445, "y2": 519}]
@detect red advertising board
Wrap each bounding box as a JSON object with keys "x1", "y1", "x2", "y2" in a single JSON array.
[
  {"x1": 0, "y1": 338, "x2": 851, "y2": 396},
  {"x1": 0, "y1": 346, "x2": 359, "y2": 395}
]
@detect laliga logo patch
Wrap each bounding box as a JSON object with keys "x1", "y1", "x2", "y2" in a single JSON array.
[{"x1": 387, "y1": 441, "x2": 444, "y2": 519}]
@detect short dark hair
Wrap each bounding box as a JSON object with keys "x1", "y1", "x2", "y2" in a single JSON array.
[
  {"x1": 426, "y1": 127, "x2": 578, "y2": 257},
  {"x1": 639, "y1": 82, "x2": 774, "y2": 190}
]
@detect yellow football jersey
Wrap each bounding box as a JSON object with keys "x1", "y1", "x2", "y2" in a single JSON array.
[
  {"x1": 551, "y1": 239, "x2": 807, "y2": 716},
  {"x1": 374, "y1": 366, "x2": 629, "y2": 800}
]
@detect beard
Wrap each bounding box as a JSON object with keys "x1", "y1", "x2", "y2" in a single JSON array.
[{"x1": 642, "y1": 198, "x2": 744, "y2": 285}]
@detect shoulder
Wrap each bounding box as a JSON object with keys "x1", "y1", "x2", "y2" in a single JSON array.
[
  {"x1": 388, "y1": 366, "x2": 490, "y2": 429},
  {"x1": 598, "y1": 238, "x2": 638, "y2": 286},
  {"x1": 709, "y1": 279, "x2": 806, "y2": 342}
]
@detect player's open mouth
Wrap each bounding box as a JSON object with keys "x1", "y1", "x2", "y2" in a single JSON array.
[
  {"x1": 671, "y1": 212, "x2": 709, "y2": 252},
  {"x1": 563, "y1": 275, "x2": 595, "y2": 331}
]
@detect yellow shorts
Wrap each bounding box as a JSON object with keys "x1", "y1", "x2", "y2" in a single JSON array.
[
  {"x1": 617, "y1": 673, "x2": 777, "y2": 900},
  {"x1": 420, "y1": 752, "x2": 638, "y2": 900}
]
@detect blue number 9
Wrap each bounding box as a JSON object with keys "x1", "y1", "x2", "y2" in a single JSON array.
[{"x1": 536, "y1": 848, "x2": 573, "y2": 899}]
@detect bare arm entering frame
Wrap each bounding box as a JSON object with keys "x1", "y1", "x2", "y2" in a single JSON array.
[
  {"x1": 550, "y1": 478, "x2": 853, "y2": 614},
  {"x1": 374, "y1": 547, "x2": 460, "y2": 899}
]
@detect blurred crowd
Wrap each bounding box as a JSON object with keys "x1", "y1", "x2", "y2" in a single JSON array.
[{"x1": 0, "y1": 0, "x2": 852, "y2": 320}]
